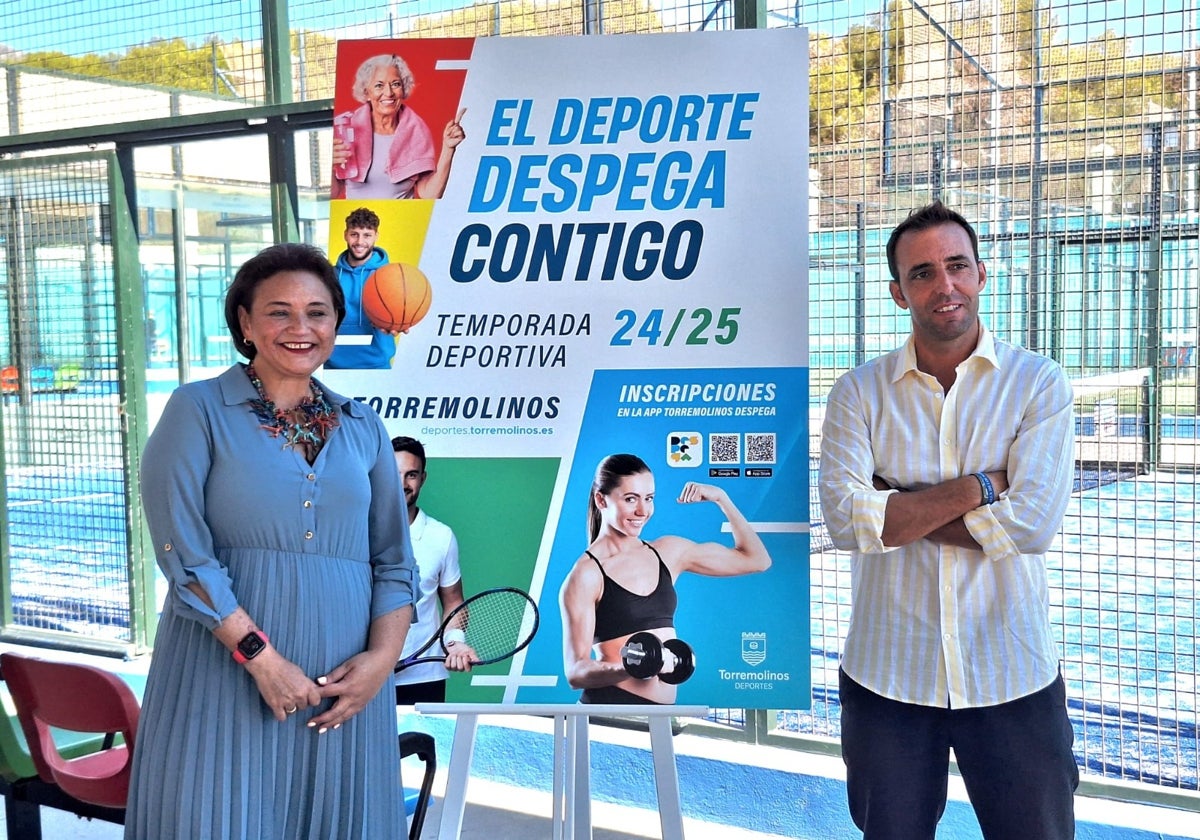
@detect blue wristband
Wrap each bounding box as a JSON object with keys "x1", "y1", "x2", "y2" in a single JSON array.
[{"x1": 973, "y1": 472, "x2": 996, "y2": 505}]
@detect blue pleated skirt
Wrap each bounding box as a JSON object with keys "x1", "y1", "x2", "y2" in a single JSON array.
[{"x1": 124, "y1": 549, "x2": 405, "y2": 839}]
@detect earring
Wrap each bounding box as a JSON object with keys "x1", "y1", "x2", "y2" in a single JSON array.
[{"x1": 244, "y1": 338, "x2": 253, "y2": 346}]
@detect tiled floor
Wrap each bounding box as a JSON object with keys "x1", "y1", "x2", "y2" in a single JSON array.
[
  {"x1": 2, "y1": 779, "x2": 796, "y2": 840},
  {"x1": 10, "y1": 755, "x2": 1199, "y2": 840},
  {"x1": 1, "y1": 644, "x2": 1195, "y2": 840}
]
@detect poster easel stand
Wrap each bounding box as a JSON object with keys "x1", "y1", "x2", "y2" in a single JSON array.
[{"x1": 416, "y1": 703, "x2": 709, "y2": 840}]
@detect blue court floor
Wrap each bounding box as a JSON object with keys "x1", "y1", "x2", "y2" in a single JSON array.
[
  {"x1": 5, "y1": 706, "x2": 1198, "y2": 840},
  {"x1": 1, "y1": 465, "x2": 1197, "y2": 832},
  {"x1": 800, "y1": 467, "x2": 1199, "y2": 793}
]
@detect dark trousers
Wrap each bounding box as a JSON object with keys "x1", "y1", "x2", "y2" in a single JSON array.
[
  {"x1": 395, "y1": 679, "x2": 446, "y2": 706},
  {"x1": 839, "y1": 669, "x2": 1078, "y2": 840}
]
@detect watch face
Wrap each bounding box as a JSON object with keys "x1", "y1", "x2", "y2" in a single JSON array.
[{"x1": 238, "y1": 631, "x2": 267, "y2": 660}]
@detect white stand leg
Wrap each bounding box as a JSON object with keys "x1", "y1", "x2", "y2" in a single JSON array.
[
  {"x1": 649, "y1": 715, "x2": 685, "y2": 840},
  {"x1": 552, "y1": 713, "x2": 568, "y2": 840},
  {"x1": 435, "y1": 712, "x2": 478, "y2": 840},
  {"x1": 570, "y1": 715, "x2": 592, "y2": 839},
  {"x1": 417, "y1": 704, "x2": 706, "y2": 840}
]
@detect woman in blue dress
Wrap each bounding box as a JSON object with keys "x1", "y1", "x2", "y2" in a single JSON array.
[{"x1": 126, "y1": 243, "x2": 416, "y2": 839}]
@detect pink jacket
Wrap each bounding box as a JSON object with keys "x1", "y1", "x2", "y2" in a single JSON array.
[{"x1": 342, "y1": 102, "x2": 436, "y2": 186}]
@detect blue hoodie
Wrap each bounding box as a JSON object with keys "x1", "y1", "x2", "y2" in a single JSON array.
[{"x1": 327, "y1": 245, "x2": 396, "y2": 369}]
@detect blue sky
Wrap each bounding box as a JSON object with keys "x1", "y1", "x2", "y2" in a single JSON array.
[
  {"x1": 0, "y1": 0, "x2": 1191, "y2": 56},
  {"x1": 0, "y1": 0, "x2": 466, "y2": 55}
]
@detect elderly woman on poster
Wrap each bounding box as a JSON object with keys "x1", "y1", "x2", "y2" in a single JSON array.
[{"x1": 332, "y1": 53, "x2": 466, "y2": 200}]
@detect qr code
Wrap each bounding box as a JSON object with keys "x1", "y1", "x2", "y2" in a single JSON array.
[
  {"x1": 708, "y1": 433, "x2": 740, "y2": 464},
  {"x1": 745, "y1": 432, "x2": 776, "y2": 464}
]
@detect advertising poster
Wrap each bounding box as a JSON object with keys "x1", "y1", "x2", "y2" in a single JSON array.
[{"x1": 323, "y1": 31, "x2": 810, "y2": 709}]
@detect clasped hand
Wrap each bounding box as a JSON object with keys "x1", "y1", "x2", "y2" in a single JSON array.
[{"x1": 247, "y1": 649, "x2": 395, "y2": 732}]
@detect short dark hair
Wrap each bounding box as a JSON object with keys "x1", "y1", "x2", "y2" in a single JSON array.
[
  {"x1": 885, "y1": 201, "x2": 981, "y2": 283},
  {"x1": 345, "y1": 207, "x2": 380, "y2": 231},
  {"x1": 391, "y1": 436, "x2": 426, "y2": 471},
  {"x1": 223, "y1": 243, "x2": 346, "y2": 360}
]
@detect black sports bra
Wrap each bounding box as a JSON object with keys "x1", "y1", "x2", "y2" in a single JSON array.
[{"x1": 588, "y1": 542, "x2": 677, "y2": 643}]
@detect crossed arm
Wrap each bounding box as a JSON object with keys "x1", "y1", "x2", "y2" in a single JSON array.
[
  {"x1": 819, "y1": 361, "x2": 1075, "y2": 559},
  {"x1": 872, "y1": 470, "x2": 1009, "y2": 549}
]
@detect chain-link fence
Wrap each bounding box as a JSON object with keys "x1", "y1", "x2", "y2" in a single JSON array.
[{"x1": 1, "y1": 0, "x2": 1196, "y2": 800}]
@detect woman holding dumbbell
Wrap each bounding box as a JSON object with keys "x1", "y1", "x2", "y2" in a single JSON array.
[{"x1": 559, "y1": 453, "x2": 772, "y2": 704}]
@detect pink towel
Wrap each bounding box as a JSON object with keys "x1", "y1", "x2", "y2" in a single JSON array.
[{"x1": 343, "y1": 102, "x2": 437, "y2": 186}]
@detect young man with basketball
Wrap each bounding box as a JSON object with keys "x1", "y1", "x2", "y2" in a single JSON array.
[
  {"x1": 391, "y1": 436, "x2": 475, "y2": 703},
  {"x1": 819, "y1": 202, "x2": 1078, "y2": 839},
  {"x1": 327, "y1": 206, "x2": 395, "y2": 369}
]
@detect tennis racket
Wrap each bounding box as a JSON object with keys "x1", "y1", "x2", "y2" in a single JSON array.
[{"x1": 395, "y1": 586, "x2": 540, "y2": 672}]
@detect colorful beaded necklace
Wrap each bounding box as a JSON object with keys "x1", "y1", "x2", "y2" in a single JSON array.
[{"x1": 244, "y1": 363, "x2": 339, "y2": 460}]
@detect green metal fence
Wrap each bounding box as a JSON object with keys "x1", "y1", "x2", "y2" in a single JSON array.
[
  {"x1": 0, "y1": 151, "x2": 155, "y2": 655},
  {"x1": 0, "y1": 0, "x2": 1197, "y2": 810}
]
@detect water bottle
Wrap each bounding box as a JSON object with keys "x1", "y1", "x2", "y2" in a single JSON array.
[{"x1": 333, "y1": 113, "x2": 358, "y2": 180}]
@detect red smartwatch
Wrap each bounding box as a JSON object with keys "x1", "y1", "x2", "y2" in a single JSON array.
[{"x1": 232, "y1": 630, "x2": 269, "y2": 663}]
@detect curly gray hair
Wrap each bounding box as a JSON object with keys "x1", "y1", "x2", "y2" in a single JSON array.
[{"x1": 352, "y1": 54, "x2": 416, "y2": 104}]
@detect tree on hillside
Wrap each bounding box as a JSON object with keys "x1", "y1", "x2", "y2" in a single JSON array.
[
  {"x1": 944, "y1": 0, "x2": 1057, "y2": 80},
  {"x1": 12, "y1": 50, "x2": 114, "y2": 77},
  {"x1": 885, "y1": 0, "x2": 907, "y2": 87},
  {"x1": 293, "y1": 29, "x2": 338, "y2": 100},
  {"x1": 1044, "y1": 32, "x2": 1182, "y2": 132},
  {"x1": 845, "y1": 14, "x2": 904, "y2": 91},
  {"x1": 115, "y1": 38, "x2": 228, "y2": 90},
  {"x1": 402, "y1": 0, "x2": 663, "y2": 37},
  {"x1": 811, "y1": 50, "x2": 868, "y2": 145},
  {"x1": 846, "y1": 24, "x2": 884, "y2": 90},
  {"x1": 12, "y1": 38, "x2": 233, "y2": 94},
  {"x1": 968, "y1": 0, "x2": 1057, "y2": 74},
  {"x1": 843, "y1": 4, "x2": 906, "y2": 93}
]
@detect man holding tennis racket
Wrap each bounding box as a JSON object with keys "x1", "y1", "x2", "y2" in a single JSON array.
[
  {"x1": 392, "y1": 436, "x2": 476, "y2": 703},
  {"x1": 819, "y1": 202, "x2": 1078, "y2": 840}
]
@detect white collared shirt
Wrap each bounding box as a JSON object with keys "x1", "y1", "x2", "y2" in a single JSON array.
[
  {"x1": 819, "y1": 326, "x2": 1075, "y2": 708},
  {"x1": 395, "y1": 508, "x2": 462, "y2": 686}
]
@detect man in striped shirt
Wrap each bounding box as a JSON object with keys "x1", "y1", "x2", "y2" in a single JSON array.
[{"x1": 819, "y1": 202, "x2": 1078, "y2": 839}]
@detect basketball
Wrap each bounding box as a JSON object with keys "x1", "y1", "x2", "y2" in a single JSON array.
[{"x1": 361, "y1": 262, "x2": 432, "y2": 333}]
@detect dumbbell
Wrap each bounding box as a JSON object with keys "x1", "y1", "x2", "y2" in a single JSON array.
[{"x1": 619, "y1": 632, "x2": 696, "y2": 684}]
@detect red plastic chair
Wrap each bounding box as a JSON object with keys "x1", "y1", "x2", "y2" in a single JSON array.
[
  {"x1": 0, "y1": 366, "x2": 17, "y2": 395},
  {"x1": 0, "y1": 653, "x2": 140, "y2": 809}
]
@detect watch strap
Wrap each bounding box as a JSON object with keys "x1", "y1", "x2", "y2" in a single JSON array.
[{"x1": 232, "y1": 630, "x2": 269, "y2": 664}]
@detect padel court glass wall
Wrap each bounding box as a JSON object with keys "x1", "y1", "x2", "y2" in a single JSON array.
[
  {"x1": 1, "y1": 0, "x2": 1197, "y2": 812},
  {"x1": 0, "y1": 152, "x2": 156, "y2": 655}
]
